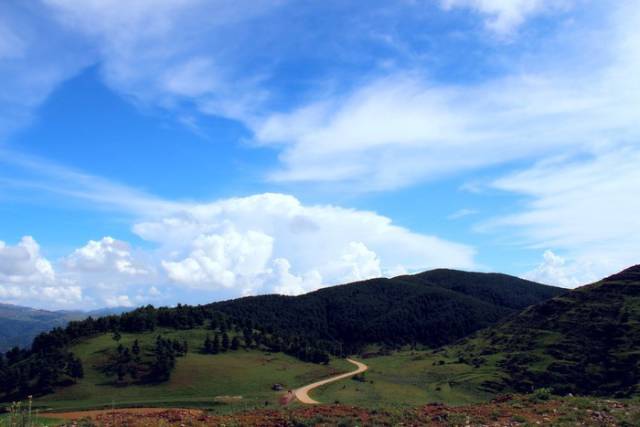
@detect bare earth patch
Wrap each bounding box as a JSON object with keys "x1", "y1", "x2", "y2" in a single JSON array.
[{"x1": 38, "y1": 396, "x2": 640, "y2": 426}]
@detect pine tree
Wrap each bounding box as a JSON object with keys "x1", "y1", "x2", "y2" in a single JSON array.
[
  {"x1": 222, "y1": 332, "x2": 230, "y2": 352},
  {"x1": 112, "y1": 330, "x2": 122, "y2": 342},
  {"x1": 231, "y1": 336, "x2": 240, "y2": 351},
  {"x1": 117, "y1": 363, "x2": 127, "y2": 382},
  {"x1": 67, "y1": 353, "x2": 84, "y2": 379},
  {"x1": 243, "y1": 328, "x2": 253, "y2": 348},
  {"x1": 132, "y1": 339, "x2": 141, "y2": 356},
  {"x1": 212, "y1": 333, "x2": 221, "y2": 354},
  {"x1": 204, "y1": 335, "x2": 213, "y2": 354}
]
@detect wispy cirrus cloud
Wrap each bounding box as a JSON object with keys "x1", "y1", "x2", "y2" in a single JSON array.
[
  {"x1": 0, "y1": 150, "x2": 182, "y2": 216},
  {"x1": 440, "y1": 0, "x2": 573, "y2": 34},
  {"x1": 485, "y1": 146, "x2": 640, "y2": 285},
  {"x1": 448, "y1": 208, "x2": 479, "y2": 220}
]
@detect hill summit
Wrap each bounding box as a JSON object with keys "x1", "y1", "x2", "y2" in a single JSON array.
[
  {"x1": 602, "y1": 264, "x2": 640, "y2": 282},
  {"x1": 210, "y1": 269, "x2": 565, "y2": 352}
]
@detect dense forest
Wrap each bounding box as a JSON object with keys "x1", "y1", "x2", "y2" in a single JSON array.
[
  {"x1": 211, "y1": 270, "x2": 565, "y2": 351},
  {"x1": 0, "y1": 268, "x2": 562, "y2": 401}
]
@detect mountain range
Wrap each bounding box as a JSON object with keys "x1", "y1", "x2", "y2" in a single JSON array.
[
  {"x1": 3, "y1": 265, "x2": 640, "y2": 408},
  {"x1": 0, "y1": 303, "x2": 131, "y2": 351}
]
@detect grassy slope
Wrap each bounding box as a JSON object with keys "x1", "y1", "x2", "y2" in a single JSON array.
[
  {"x1": 448, "y1": 266, "x2": 640, "y2": 396},
  {"x1": 31, "y1": 332, "x2": 504, "y2": 413},
  {"x1": 311, "y1": 267, "x2": 640, "y2": 408},
  {"x1": 34, "y1": 329, "x2": 352, "y2": 413},
  {"x1": 311, "y1": 350, "x2": 501, "y2": 408}
]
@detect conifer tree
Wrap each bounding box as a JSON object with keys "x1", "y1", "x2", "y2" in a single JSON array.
[
  {"x1": 132, "y1": 339, "x2": 140, "y2": 356},
  {"x1": 231, "y1": 336, "x2": 240, "y2": 350},
  {"x1": 222, "y1": 332, "x2": 230, "y2": 352},
  {"x1": 212, "y1": 333, "x2": 221, "y2": 354},
  {"x1": 204, "y1": 335, "x2": 213, "y2": 354}
]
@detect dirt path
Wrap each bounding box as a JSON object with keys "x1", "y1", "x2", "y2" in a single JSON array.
[{"x1": 294, "y1": 358, "x2": 368, "y2": 404}]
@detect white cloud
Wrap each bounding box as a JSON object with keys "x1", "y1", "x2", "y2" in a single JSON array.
[
  {"x1": 448, "y1": 208, "x2": 479, "y2": 220},
  {"x1": 269, "y1": 258, "x2": 322, "y2": 296},
  {"x1": 1, "y1": 153, "x2": 477, "y2": 303},
  {"x1": 0, "y1": 285, "x2": 83, "y2": 307},
  {"x1": 2, "y1": 1, "x2": 637, "y2": 303},
  {"x1": 65, "y1": 236, "x2": 149, "y2": 276},
  {"x1": 253, "y1": 2, "x2": 640, "y2": 191},
  {"x1": 0, "y1": 193, "x2": 473, "y2": 304},
  {"x1": 440, "y1": 0, "x2": 569, "y2": 34},
  {"x1": 104, "y1": 294, "x2": 134, "y2": 308},
  {"x1": 0, "y1": 19, "x2": 25, "y2": 59},
  {"x1": 0, "y1": 236, "x2": 83, "y2": 307},
  {"x1": 332, "y1": 242, "x2": 382, "y2": 283},
  {"x1": 162, "y1": 229, "x2": 274, "y2": 289},
  {"x1": 42, "y1": 0, "x2": 280, "y2": 122},
  {"x1": 0, "y1": 235, "x2": 157, "y2": 309},
  {"x1": 255, "y1": 65, "x2": 638, "y2": 190},
  {"x1": 0, "y1": 236, "x2": 55, "y2": 285},
  {"x1": 136, "y1": 193, "x2": 476, "y2": 294},
  {"x1": 0, "y1": 3, "x2": 91, "y2": 140},
  {"x1": 489, "y1": 146, "x2": 640, "y2": 286},
  {"x1": 523, "y1": 250, "x2": 583, "y2": 287},
  {"x1": 0, "y1": 150, "x2": 182, "y2": 216}
]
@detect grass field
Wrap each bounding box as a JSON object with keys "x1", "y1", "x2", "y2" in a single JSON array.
[
  {"x1": 18, "y1": 329, "x2": 513, "y2": 417},
  {"x1": 31, "y1": 329, "x2": 353, "y2": 413},
  {"x1": 311, "y1": 349, "x2": 502, "y2": 408}
]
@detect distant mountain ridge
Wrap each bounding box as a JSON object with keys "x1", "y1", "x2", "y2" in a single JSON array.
[{"x1": 0, "y1": 303, "x2": 131, "y2": 351}]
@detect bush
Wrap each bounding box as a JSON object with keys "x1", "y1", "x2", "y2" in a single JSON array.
[{"x1": 531, "y1": 387, "x2": 552, "y2": 401}]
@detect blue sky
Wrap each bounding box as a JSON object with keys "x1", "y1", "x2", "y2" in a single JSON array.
[{"x1": 0, "y1": 0, "x2": 639, "y2": 309}]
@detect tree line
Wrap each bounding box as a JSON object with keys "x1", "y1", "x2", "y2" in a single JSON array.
[
  {"x1": 2, "y1": 273, "x2": 535, "y2": 401},
  {"x1": 1, "y1": 304, "x2": 334, "y2": 401}
]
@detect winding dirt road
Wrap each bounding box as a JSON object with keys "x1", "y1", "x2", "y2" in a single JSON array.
[{"x1": 293, "y1": 358, "x2": 368, "y2": 404}]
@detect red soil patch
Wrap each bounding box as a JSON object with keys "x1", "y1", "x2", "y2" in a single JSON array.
[
  {"x1": 40, "y1": 398, "x2": 637, "y2": 426},
  {"x1": 41, "y1": 407, "x2": 204, "y2": 421}
]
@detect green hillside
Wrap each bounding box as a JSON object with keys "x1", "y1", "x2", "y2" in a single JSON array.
[
  {"x1": 446, "y1": 265, "x2": 640, "y2": 397},
  {"x1": 0, "y1": 268, "x2": 562, "y2": 407},
  {"x1": 32, "y1": 328, "x2": 352, "y2": 412},
  {"x1": 303, "y1": 265, "x2": 640, "y2": 407}
]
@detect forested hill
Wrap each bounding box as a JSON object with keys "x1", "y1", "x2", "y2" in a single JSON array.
[
  {"x1": 0, "y1": 268, "x2": 563, "y2": 402},
  {"x1": 210, "y1": 269, "x2": 565, "y2": 351},
  {"x1": 396, "y1": 269, "x2": 565, "y2": 310},
  {"x1": 455, "y1": 264, "x2": 640, "y2": 397}
]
